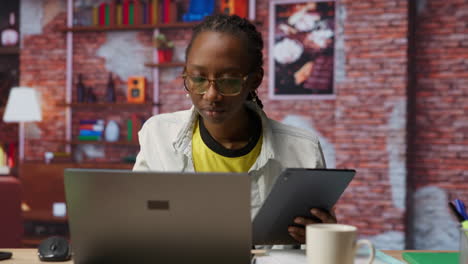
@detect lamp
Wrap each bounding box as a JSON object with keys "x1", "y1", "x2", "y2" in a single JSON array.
[{"x1": 2, "y1": 87, "x2": 42, "y2": 161}]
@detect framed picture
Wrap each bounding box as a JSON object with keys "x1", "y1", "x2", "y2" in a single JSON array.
[{"x1": 269, "y1": 0, "x2": 335, "y2": 99}]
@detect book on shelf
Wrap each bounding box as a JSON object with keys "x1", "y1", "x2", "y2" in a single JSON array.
[
  {"x1": 163, "y1": 0, "x2": 170, "y2": 23},
  {"x1": 78, "y1": 120, "x2": 104, "y2": 141},
  {"x1": 109, "y1": 1, "x2": 116, "y2": 26},
  {"x1": 79, "y1": 124, "x2": 104, "y2": 131},
  {"x1": 79, "y1": 119, "x2": 104, "y2": 125},
  {"x1": 123, "y1": 0, "x2": 130, "y2": 25},
  {"x1": 133, "y1": 0, "x2": 139, "y2": 25},
  {"x1": 127, "y1": 119, "x2": 133, "y2": 142},
  {"x1": 131, "y1": 114, "x2": 139, "y2": 142},
  {"x1": 129, "y1": 0, "x2": 135, "y2": 25},
  {"x1": 98, "y1": 3, "x2": 106, "y2": 26},
  {"x1": 116, "y1": 1, "x2": 123, "y2": 25},
  {"x1": 75, "y1": 0, "x2": 183, "y2": 28},
  {"x1": 151, "y1": 0, "x2": 159, "y2": 24},
  {"x1": 78, "y1": 135, "x2": 101, "y2": 141},
  {"x1": 92, "y1": 6, "x2": 99, "y2": 26},
  {"x1": 142, "y1": 1, "x2": 148, "y2": 24},
  {"x1": 79, "y1": 130, "x2": 103, "y2": 137}
]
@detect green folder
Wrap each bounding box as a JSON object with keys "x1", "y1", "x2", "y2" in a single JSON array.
[{"x1": 402, "y1": 252, "x2": 459, "y2": 264}]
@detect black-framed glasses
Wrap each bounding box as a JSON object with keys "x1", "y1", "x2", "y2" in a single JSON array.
[{"x1": 182, "y1": 74, "x2": 249, "y2": 96}]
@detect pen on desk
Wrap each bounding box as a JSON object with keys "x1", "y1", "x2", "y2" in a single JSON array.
[
  {"x1": 449, "y1": 202, "x2": 465, "y2": 222},
  {"x1": 454, "y1": 199, "x2": 468, "y2": 220}
]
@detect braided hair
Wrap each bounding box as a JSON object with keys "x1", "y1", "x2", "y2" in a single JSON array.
[{"x1": 186, "y1": 14, "x2": 264, "y2": 109}]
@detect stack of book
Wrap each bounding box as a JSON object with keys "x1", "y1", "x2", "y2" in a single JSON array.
[
  {"x1": 78, "y1": 120, "x2": 105, "y2": 141},
  {"x1": 87, "y1": 0, "x2": 178, "y2": 27}
]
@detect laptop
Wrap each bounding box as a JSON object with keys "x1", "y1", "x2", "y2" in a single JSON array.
[{"x1": 64, "y1": 169, "x2": 252, "y2": 264}]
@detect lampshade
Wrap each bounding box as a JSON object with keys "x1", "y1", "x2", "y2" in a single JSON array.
[{"x1": 2, "y1": 87, "x2": 42, "y2": 122}]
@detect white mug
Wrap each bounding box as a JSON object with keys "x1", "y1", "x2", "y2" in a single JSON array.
[{"x1": 306, "y1": 224, "x2": 375, "y2": 264}]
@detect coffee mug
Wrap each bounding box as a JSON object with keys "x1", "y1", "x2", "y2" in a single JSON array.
[{"x1": 306, "y1": 224, "x2": 375, "y2": 264}]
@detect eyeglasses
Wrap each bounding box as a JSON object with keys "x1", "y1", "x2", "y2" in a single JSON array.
[{"x1": 182, "y1": 74, "x2": 249, "y2": 96}]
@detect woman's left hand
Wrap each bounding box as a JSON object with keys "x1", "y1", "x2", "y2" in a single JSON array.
[{"x1": 288, "y1": 208, "x2": 337, "y2": 244}]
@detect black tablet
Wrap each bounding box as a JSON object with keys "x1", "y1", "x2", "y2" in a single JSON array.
[{"x1": 252, "y1": 168, "x2": 355, "y2": 245}]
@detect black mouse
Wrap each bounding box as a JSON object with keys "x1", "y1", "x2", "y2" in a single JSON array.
[{"x1": 37, "y1": 236, "x2": 71, "y2": 262}]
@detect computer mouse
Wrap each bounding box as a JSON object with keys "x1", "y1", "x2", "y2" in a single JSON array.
[{"x1": 37, "y1": 236, "x2": 71, "y2": 262}]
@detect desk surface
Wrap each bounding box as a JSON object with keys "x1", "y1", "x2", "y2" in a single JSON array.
[{"x1": 0, "y1": 249, "x2": 415, "y2": 263}]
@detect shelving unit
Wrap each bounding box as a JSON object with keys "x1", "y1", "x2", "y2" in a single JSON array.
[
  {"x1": 62, "y1": 0, "x2": 258, "y2": 153},
  {"x1": 59, "y1": 22, "x2": 197, "y2": 32},
  {"x1": 31, "y1": 138, "x2": 139, "y2": 147},
  {"x1": 62, "y1": 0, "x2": 203, "y2": 154},
  {"x1": 56, "y1": 102, "x2": 158, "y2": 108},
  {"x1": 145, "y1": 62, "x2": 185, "y2": 68},
  {"x1": 0, "y1": 47, "x2": 20, "y2": 55}
]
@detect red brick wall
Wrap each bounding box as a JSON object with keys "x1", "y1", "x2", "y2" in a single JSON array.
[
  {"x1": 411, "y1": 1, "x2": 468, "y2": 196},
  {"x1": 20, "y1": 13, "x2": 68, "y2": 157},
  {"x1": 330, "y1": 0, "x2": 408, "y2": 235}
]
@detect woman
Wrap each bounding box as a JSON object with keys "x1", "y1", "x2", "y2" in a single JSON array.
[{"x1": 133, "y1": 14, "x2": 336, "y2": 244}]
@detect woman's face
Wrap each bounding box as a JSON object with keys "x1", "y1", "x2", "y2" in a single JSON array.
[{"x1": 185, "y1": 31, "x2": 254, "y2": 125}]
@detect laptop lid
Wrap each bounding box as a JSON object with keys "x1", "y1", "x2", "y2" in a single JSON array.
[{"x1": 64, "y1": 169, "x2": 251, "y2": 264}]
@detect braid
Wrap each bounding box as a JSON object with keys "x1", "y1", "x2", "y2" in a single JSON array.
[
  {"x1": 186, "y1": 14, "x2": 264, "y2": 109},
  {"x1": 247, "y1": 91, "x2": 264, "y2": 109}
]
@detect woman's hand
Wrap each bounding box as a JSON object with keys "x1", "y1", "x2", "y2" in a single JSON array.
[{"x1": 288, "y1": 208, "x2": 337, "y2": 244}]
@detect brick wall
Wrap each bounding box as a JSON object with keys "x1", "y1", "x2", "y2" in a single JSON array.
[
  {"x1": 12, "y1": 0, "x2": 468, "y2": 249},
  {"x1": 20, "y1": 12, "x2": 68, "y2": 157},
  {"x1": 333, "y1": 0, "x2": 408, "y2": 239},
  {"x1": 411, "y1": 0, "x2": 468, "y2": 188},
  {"x1": 406, "y1": 0, "x2": 468, "y2": 249}
]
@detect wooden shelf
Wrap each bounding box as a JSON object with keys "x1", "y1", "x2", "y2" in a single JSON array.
[
  {"x1": 23, "y1": 210, "x2": 68, "y2": 223},
  {"x1": 21, "y1": 160, "x2": 134, "y2": 168},
  {"x1": 145, "y1": 62, "x2": 185, "y2": 68},
  {"x1": 60, "y1": 22, "x2": 198, "y2": 32},
  {"x1": 69, "y1": 140, "x2": 139, "y2": 147},
  {"x1": 0, "y1": 46, "x2": 19, "y2": 55},
  {"x1": 31, "y1": 139, "x2": 139, "y2": 147},
  {"x1": 56, "y1": 102, "x2": 158, "y2": 108}
]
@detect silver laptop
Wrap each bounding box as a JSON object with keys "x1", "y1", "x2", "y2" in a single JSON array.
[{"x1": 64, "y1": 169, "x2": 252, "y2": 264}]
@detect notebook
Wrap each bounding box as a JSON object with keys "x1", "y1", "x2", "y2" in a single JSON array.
[
  {"x1": 253, "y1": 249, "x2": 405, "y2": 264},
  {"x1": 402, "y1": 252, "x2": 459, "y2": 264}
]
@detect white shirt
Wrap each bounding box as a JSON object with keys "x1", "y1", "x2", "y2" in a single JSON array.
[{"x1": 133, "y1": 102, "x2": 326, "y2": 218}]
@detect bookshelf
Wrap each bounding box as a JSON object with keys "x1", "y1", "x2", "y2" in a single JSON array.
[
  {"x1": 59, "y1": 22, "x2": 198, "y2": 32},
  {"x1": 60, "y1": 0, "x2": 258, "y2": 155}
]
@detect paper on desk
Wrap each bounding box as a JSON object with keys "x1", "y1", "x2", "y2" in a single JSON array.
[{"x1": 254, "y1": 250, "x2": 403, "y2": 264}]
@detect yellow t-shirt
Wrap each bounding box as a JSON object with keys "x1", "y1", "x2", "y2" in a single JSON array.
[{"x1": 192, "y1": 118, "x2": 262, "y2": 173}]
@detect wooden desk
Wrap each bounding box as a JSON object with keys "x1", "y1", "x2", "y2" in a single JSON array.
[
  {"x1": 0, "y1": 249, "x2": 72, "y2": 264},
  {"x1": 0, "y1": 249, "x2": 409, "y2": 263}
]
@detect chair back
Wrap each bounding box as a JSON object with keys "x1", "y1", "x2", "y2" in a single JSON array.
[{"x1": 0, "y1": 176, "x2": 23, "y2": 248}]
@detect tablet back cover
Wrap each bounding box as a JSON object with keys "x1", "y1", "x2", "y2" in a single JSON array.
[{"x1": 253, "y1": 168, "x2": 355, "y2": 245}]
